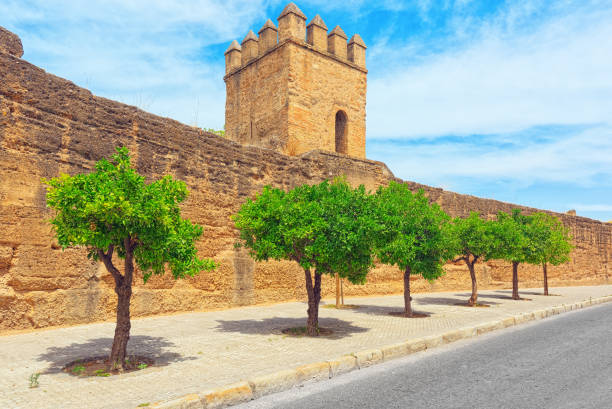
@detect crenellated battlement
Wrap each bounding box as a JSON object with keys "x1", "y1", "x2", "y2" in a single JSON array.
[
  {"x1": 224, "y1": 2, "x2": 366, "y2": 76},
  {"x1": 224, "y1": 3, "x2": 368, "y2": 159}
]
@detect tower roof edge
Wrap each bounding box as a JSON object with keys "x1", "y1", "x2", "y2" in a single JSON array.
[
  {"x1": 328, "y1": 25, "x2": 347, "y2": 39},
  {"x1": 278, "y1": 2, "x2": 307, "y2": 20},
  {"x1": 258, "y1": 19, "x2": 278, "y2": 33},
  {"x1": 307, "y1": 14, "x2": 328, "y2": 30},
  {"x1": 348, "y1": 34, "x2": 366, "y2": 48},
  {"x1": 242, "y1": 30, "x2": 258, "y2": 44},
  {"x1": 224, "y1": 40, "x2": 242, "y2": 54}
]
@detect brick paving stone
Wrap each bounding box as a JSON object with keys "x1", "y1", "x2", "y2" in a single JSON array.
[{"x1": 1, "y1": 285, "x2": 611, "y2": 409}]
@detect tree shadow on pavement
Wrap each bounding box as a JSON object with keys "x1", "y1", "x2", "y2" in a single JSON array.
[
  {"x1": 214, "y1": 317, "x2": 368, "y2": 340},
  {"x1": 458, "y1": 292, "x2": 517, "y2": 300},
  {"x1": 36, "y1": 335, "x2": 196, "y2": 373},
  {"x1": 499, "y1": 290, "x2": 555, "y2": 296},
  {"x1": 346, "y1": 304, "x2": 432, "y2": 317},
  {"x1": 415, "y1": 297, "x2": 500, "y2": 307}
]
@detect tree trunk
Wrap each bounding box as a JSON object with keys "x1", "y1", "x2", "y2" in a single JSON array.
[
  {"x1": 109, "y1": 239, "x2": 134, "y2": 371},
  {"x1": 467, "y1": 260, "x2": 478, "y2": 306},
  {"x1": 305, "y1": 269, "x2": 322, "y2": 336},
  {"x1": 335, "y1": 273, "x2": 340, "y2": 308},
  {"x1": 512, "y1": 261, "x2": 520, "y2": 300},
  {"x1": 543, "y1": 262, "x2": 549, "y2": 296},
  {"x1": 403, "y1": 266, "x2": 412, "y2": 316}
]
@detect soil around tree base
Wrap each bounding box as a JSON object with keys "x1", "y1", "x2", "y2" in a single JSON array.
[
  {"x1": 388, "y1": 311, "x2": 430, "y2": 318},
  {"x1": 63, "y1": 355, "x2": 154, "y2": 377},
  {"x1": 281, "y1": 326, "x2": 334, "y2": 337},
  {"x1": 322, "y1": 304, "x2": 360, "y2": 309},
  {"x1": 455, "y1": 302, "x2": 491, "y2": 308}
]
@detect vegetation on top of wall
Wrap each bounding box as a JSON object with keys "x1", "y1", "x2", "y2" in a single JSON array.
[{"x1": 205, "y1": 128, "x2": 226, "y2": 137}]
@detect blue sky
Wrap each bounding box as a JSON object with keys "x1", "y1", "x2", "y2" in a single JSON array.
[{"x1": 2, "y1": 0, "x2": 612, "y2": 221}]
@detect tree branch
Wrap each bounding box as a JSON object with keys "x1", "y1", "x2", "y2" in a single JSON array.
[
  {"x1": 105, "y1": 244, "x2": 114, "y2": 259},
  {"x1": 97, "y1": 245, "x2": 122, "y2": 284}
]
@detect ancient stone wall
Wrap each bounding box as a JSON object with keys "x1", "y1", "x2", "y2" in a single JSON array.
[{"x1": 1, "y1": 29, "x2": 610, "y2": 332}]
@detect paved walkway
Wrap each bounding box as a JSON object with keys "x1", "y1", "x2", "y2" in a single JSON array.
[{"x1": 1, "y1": 285, "x2": 611, "y2": 409}]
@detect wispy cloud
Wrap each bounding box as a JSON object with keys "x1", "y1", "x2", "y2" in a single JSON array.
[
  {"x1": 368, "y1": 124, "x2": 612, "y2": 189},
  {"x1": 367, "y1": 0, "x2": 612, "y2": 138}
]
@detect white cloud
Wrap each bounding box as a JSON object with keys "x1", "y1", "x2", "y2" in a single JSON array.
[
  {"x1": 367, "y1": 1, "x2": 612, "y2": 139},
  {"x1": 368, "y1": 124, "x2": 612, "y2": 188},
  {"x1": 2, "y1": 0, "x2": 280, "y2": 129}
]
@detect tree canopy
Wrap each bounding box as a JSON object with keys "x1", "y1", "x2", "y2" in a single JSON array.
[
  {"x1": 490, "y1": 209, "x2": 531, "y2": 263},
  {"x1": 527, "y1": 212, "x2": 573, "y2": 267},
  {"x1": 45, "y1": 147, "x2": 215, "y2": 281}
]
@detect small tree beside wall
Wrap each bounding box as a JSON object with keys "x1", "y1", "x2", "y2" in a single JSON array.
[
  {"x1": 44, "y1": 147, "x2": 216, "y2": 371},
  {"x1": 373, "y1": 182, "x2": 452, "y2": 317},
  {"x1": 234, "y1": 179, "x2": 377, "y2": 336}
]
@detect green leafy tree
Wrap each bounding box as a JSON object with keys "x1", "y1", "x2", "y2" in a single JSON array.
[
  {"x1": 43, "y1": 147, "x2": 215, "y2": 370},
  {"x1": 448, "y1": 212, "x2": 496, "y2": 306},
  {"x1": 234, "y1": 179, "x2": 377, "y2": 336},
  {"x1": 527, "y1": 212, "x2": 573, "y2": 295},
  {"x1": 374, "y1": 181, "x2": 452, "y2": 317},
  {"x1": 490, "y1": 209, "x2": 531, "y2": 300}
]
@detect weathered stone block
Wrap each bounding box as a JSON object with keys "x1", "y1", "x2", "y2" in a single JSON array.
[
  {"x1": 249, "y1": 369, "x2": 298, "y2": 398},
  {"x1": 150, "y1": 394, "x2": 203, "y2": 409},
  {"x1": 295, "y1": 362, "x2": 331, "y2": 383},
  {"x1": 201, "y1": 382, "x2": 253, "y2": 409},
  {"x1": 423, "y1": 335, "x2": 444, "y2": 349},
  {"x1": 328, "y1": 355, "x2": 357, "y2": 377},
  {"x1": 381, "y1": 342, "x2": 410, "y2": 361},
  {"x1": 354, "y1": 349, "x2": 383, "y2": 368}
]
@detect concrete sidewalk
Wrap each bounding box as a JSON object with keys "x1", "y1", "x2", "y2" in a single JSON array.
[{"x1": 2, "y1": 285, "x2": 611, "y2": 409}]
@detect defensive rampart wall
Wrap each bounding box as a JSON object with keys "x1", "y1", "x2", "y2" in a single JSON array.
[{"x1": 0, "y1": 29, "x2": 610, "y2": 332}]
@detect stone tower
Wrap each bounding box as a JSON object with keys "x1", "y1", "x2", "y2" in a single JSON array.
[{"x1": 224, "y1": 3, "x2": 367, "y2": 158}]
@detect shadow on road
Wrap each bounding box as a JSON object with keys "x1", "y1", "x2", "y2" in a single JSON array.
[
  {"x1": 36, "y1": 335, "x2": 195, "y2": 373},
  {"x1": 214, "y1": 317, "x2": 368, "y2": 339}
]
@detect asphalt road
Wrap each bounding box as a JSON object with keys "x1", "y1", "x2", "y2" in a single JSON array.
[{"x1": 236, "y1": 302, "x2": 612, "y2": 409}]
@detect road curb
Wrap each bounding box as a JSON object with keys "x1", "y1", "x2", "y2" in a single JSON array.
[{"x1": 145, "y1": 295, "x2": 612, "y2": 409}]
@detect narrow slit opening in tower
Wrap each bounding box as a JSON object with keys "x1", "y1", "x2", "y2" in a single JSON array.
[{"x1": 335, "y1": 110, "x2": 348, "y2": 154}]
